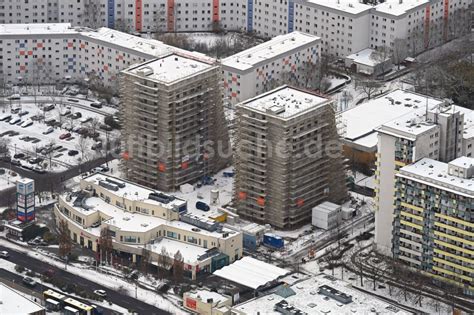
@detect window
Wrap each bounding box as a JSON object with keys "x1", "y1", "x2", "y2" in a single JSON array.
[{"x1": 123, "y1": 236, "x2": 137, "y2": 243}]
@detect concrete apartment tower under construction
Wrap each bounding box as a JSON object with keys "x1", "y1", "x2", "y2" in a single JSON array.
[
  {"x1": 120, "y1": 53, "x2": 230, "y2": 191},
  {"x1": 234, "y1": 86, "x2": 347, "y2": 229}
]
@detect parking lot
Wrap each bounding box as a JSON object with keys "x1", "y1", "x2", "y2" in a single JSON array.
[{"x1": 0, "y1": 95, "x2": 120, "y2": 174}]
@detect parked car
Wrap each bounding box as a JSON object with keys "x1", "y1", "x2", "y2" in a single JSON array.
[
  {"x1": 71, "y1": 112, "x2": 82, "y2": 119},
  {"x1": 68, "y1": 150, "x2": 79, "y2": 156},
  {"x1": 10, "y1": 159, "x2": 21, "y2": 166},
  {"x1": 18, "y1": 110, "x2": 29, "y2": 117},
  {"x1": 90, "y1": 101, "x2": 103, "y2": 109},
  {"x1": 91, "y1": 221, "x2": 101, "y2": 228},
  {"x1": 33, "y1": 166, "x2": 46, "y2": 174},
  {"x1": 13, "y1": 153, "x2": 25, "y2": 159},
  {"x1": 0, "y1": 251, "x2": 9, "y2": 258},
  {"x1": 0, "y1": 114, "x2": 12, "y2": 121},
  {"x1": 21, "y1": 119, "x2": 33, "y2": 128},
  {"x1": 93, "y1": 289, "x2": 107, "y2": 298},
  {"x1": 91, "y1": 141, "x2": 102, "y2": 150},
  {"x1": 22, "y1": 276, "x2": 37, "y2": 287},
  {"x1": 80, "y1": 117, "x2": 92, "y2": 124},
  {"x1": 67, "y1": 98, "x2": 80, "y2": 103},
  {"x1": 59, "y1": 132, "x2": 71, "y2": 140},
  {"x1": 29, "y1": 157, "x2": 43, "y2": 164},
  {"x1": 43, "y1": 127, "x2": 54, "y2": 135},
  {"x1": 10, "y1": 107, "x2": 20, "y2": 114},
  {"x1": 43, "y1": 104, "x2": 55, "y2": 111},
  {"x1": 9, "y1": 117, "x2": 21, "y2": 125},
  {"x1": 7, "y1": 94, "x2": 20, "y2": 100},
  {"x1": 196, "y1": 201, "x2": 210, "y2": 211},
  {"x1": 61, "y1": 109, "x2": 71, "y2": 116}
]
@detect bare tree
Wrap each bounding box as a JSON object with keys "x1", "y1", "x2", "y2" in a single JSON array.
[
  {"x1": 172, "y1": 250, "x2": 184, "y2": 283},
  {"x1": 321, "y1": 245, "x2": 340, "y2": 276},
  {"x1": 152, "y1": 6, "x2": 167, "y2": 34},
  {"x1": 87, "y1": 118, "x2": 100, "y2": 138},
  {"x1": 356, "y1": 79, "x2": 383, "y2": 100},
  {"x1": 156, "y1": 246, "x2": 172, "y2": 279},
  {"x1": 0, "y1": 138, "x2": 10, "y2": 160},
  {"x1": 58, "y1": 219, "x2": 72, "y2": 269},
  {"x1": 76, "y1": 135, "x2": 90, "y2": 162},
  {"x1": 371, "y1": 46, "x2": 391, "y2": 76},
  {"x1": 98, "y1": 226, "x2": 114, "y2": 265},
  {"x1": 392, "y1": 38, "x2": 409, "y2": 70},
  {"x1": 45, "y1": 140, "x2": 57, "y2": 170},
  {"x1": 83, "y1": 0, "x2": 102, "y2": 29},
  {"x1": 140, "y1": 246, "x2": 151, "y2": 274}
]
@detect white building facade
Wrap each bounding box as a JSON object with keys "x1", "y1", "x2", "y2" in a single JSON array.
[
  {"x1": 0, "y1": 0, "x2": 471, "y2": 58},
  {"x1": 221, "y1": 31, "x2": 320, "y2": 105},
  {"x1": 0, "y1": 23, "x2": 211, "y2": 87}
]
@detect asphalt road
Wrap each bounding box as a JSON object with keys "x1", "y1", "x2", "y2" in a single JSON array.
[
  {"x1": 0, "y1": 156, "x2": 111, "y2": 192},
  {"x1": 0, "y1": 245, "x2": 170, "y2": 314},
  {"x1": 0, "y1": 268, "x2": 121, "y2": 315}
]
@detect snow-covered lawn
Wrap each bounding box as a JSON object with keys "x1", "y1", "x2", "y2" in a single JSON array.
[{"x1": 0, "y1": 238, "x2": 189, "y2": 314}]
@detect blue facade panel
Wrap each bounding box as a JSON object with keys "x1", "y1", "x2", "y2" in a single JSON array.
[
  {"x1": 243, "y1": 233, "x2": 257, "y2": 251},
  {"x1": 288, "y1": 0, "x2": 294, "y2": 32},
  {"x1": 108, "y1": 0, "x2": 115, "y2": 29},
  {"x1": 247, "y1": 0, "x2": 253, "y2": 32}
]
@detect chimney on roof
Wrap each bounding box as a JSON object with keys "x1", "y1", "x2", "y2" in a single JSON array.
[{"x1": 399, "y1": 0, "x2": 403, "y2": 3}]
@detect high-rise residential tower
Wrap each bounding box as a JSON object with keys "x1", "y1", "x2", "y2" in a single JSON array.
[
  {"x1": 234, "y1": 85, "x2": 347, "y2": 229},
  {"x1": 120, "y1": 53, "x2": 230, "y2": 191}
]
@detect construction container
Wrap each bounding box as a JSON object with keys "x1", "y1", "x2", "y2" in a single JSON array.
[{"x1": 263, "y1": 233, "x2": 284, "y2": 249}]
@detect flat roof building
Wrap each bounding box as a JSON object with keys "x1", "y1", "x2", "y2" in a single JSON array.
[
  {"x1": 54, "y1": 173, "x2": 242, "y2": 280},
  {"x1": 0, "y1": 283, "x2": 45, "y2": 315},
  {"x1": 221, "y1": 32, "x2": 321, "y2": 105},
  {"x1": 234, "y1": 86, "x2": 347, "y2": 229},
  {"x1": 120, "y1": 53, "x2": 230, "y2": 191},
  {"x1": 341, "y1": 90, "x2": 446, "y2": 172},
  {"x1": 232, "y1": 273, "x2": 410, "y2": 314},
  {"x1": 393, "y1": 157, "x2": 474, "y2": 294}
]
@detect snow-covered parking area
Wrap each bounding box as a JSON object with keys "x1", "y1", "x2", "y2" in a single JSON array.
[{"x1": 0, "y1": 95, "x2": 120, "y2": 173}]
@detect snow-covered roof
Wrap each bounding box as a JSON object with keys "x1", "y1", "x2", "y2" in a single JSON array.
[
  {"x1": 125, "y1": 54, "x2": 215, "y2": 83},
  {"x1": 345, "y1": 48, "x2": 390, "y2": 67},
  {"x1": 0, "y1": 23, "x2": 74, "y2": 35},
  {"x1": 374, "y1": 0, "x2": 429, "y2": 16},
  {"x1": 239, "y1": 86, "x2": 330, "y2": 119},
  {"x1": 186, "y1": 289, "x2": 231, "y2": 304},
  {"x1": 222, "y1": 32, "x2": 320, "y2": 72},
  {"x1": 312, "y1": 201, "x2": 341, "y2": 213},
  {"x1": 342, "y1": 90, "x2": 443, "y2": 148},
  {"x1": 83, "y1": 173, "x2": 186, "y2": 210},
  {"x1": 378, "y1": 109, "x2": 438, "y2": 139},
  {"x1": 173, "y1": 167, "x2": 234, "y2": 220},
  {"x1": 145, "y1": 238, "x2": 208, "y2": 265},
  {"x1": 303, "y1": 0, "x2": 372, "y2": 15},
  {"x1": 398, "y1": 158, "x2": 474, "y2": 197},
  {"x1": 233, "y1": 274, "x2": 410, "y2": 314},
  {"x1": 449, "y1": 156, "x2": 474, "y2": 169},
  {"x1": 0, "y1": 283, "x2": 45, "y2": 314},
  {"x1": 213, "y1": 257, "x2": 290, "y2": 289}
]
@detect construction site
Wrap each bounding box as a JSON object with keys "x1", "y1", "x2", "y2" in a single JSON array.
[
  {"x1": 233, "y1": 86, "x2": 348, "y2": 229},
  {"x1": 120, "y1": 53, "x2": 231, "y2": 192}
]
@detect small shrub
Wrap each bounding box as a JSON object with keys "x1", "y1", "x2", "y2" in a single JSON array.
[{"x1": 15, "y1": 265, "x2": 25, "y2": 273}]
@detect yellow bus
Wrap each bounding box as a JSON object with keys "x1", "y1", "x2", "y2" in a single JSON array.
[{"x1": 63, "y1": 297, "x2": 94, "y2": 315}]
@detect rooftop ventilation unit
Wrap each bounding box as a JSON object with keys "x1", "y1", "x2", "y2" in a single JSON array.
[
  {"x1": 99, "y1": 180, "x2": 119, "y2": 191},
  {"x1": 105, "y1": 177, "x2": 126, "y2": 188},
  {"x1": 137, "y1": 66, "x2": 154, "y2": 76},
  {"x1": 180, "y1": 213, "x2": 222, "y2": 232},
  {"x1": 318, "y1": 285, "x2": 353, "y2": 304},
  {"x1": 149, "y1": 192, "x2": 175, "y2": 204}
]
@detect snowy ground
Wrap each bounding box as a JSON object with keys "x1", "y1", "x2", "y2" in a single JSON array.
[
  {"x1": 0, "y1": 95, "x2": 119, "y2": 172},
  {"x1": 0, "y1": 168, "x2": 17, "y2": 191},
  {"x1": 172, "y1": 166, "x2": 235, "y2": 220},
  {"x1": 0, "y1": 237, "x2": 189, "y2": 314},
  {"x1": 183, "y1": 32, "x2": 239, "y2": 47}
]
